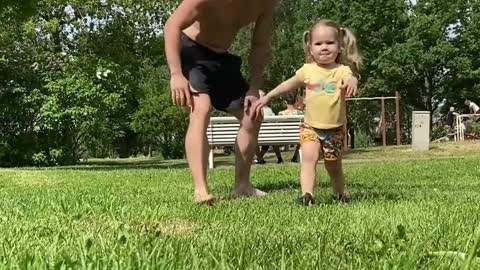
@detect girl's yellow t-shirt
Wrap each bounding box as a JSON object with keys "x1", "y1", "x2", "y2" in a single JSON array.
[{"x1": 294, "y1": 63, "x2": 352, "y2": 129}]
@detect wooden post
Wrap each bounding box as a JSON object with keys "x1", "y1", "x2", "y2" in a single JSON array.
[
  {"x1": 395, "y1": 91, "x2": 401, "y2": 145},
  {"x1": 381, "y1": 97, "x2": 387, "y2": 147}
]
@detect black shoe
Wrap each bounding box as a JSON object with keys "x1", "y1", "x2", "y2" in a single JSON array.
[
  {"x1": 290, "y1": 157, "x2": 298, "y2": 163},
  {"x1": 277, "y1": 158, "x2": 283, "y2": 164},
  {"x1": 298, "y1": 193, "x2": 315, "y2": 206},
  {"x1": 254, "y1": 159, "x2": 266, "y2": 165},
  {"x1": 335, "y1": 194, "x2": 351, "y2": 203}
]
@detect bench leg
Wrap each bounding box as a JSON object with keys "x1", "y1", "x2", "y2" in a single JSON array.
[
  {"x1": 208, "y1": 148, "x2": 214, "y2": 169},
  {"x1": 298, "y1": 146, "x2": 303, "y2": 163}
]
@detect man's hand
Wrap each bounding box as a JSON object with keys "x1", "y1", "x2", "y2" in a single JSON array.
[
  {"x1": 164, "y1": 0, "x2": 205, "y2": 109},
  {"x1": 345, "y1": 77, "x2": 359, "y2": 98},
  {"x1": 170, "y1": 73, "x2": 192, "y2": 108},
  {"x1": 244, "y1": 88, "x2": 261, "y2": 119}
]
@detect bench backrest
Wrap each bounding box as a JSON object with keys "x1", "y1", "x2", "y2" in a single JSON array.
[{"x1": 207, "y1": 115, "x2": 303, "y2": 146}]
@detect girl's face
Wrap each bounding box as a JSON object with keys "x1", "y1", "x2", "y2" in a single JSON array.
[{"x1": 309, "y1": 25, "x2": 340, "y2": 66}]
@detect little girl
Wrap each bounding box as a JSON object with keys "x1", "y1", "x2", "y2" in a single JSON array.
[{"x1": 254, "y1": 19, "x2": 361, "y2": 206}]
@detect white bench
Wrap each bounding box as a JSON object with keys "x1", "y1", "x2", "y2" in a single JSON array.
[{"x1": 206, "y1": 115, "x2": 304, "y2": 168}]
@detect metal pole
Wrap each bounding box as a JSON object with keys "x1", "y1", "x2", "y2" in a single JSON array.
[
  {"x1": 381, "y1": 97, "x2": 387, "y2": 147},
  {"x1": 455, "y1": 115, "x2": 459, "y2": 142},
  {"x1": 346, "y1": 97, "x2": 397, "y2": 101},
  {"x1": 395, "y1": 91, "x2": 401, "y2": 145},
  {"x1": 460, "y1": 116, "x2": 464, "y2": 141}
]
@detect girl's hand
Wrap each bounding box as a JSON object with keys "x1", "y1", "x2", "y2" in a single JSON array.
[
  {"x1": 253, "y1": 96, "x2": 271, "y2": 118},
  {"x1": 345, "y1": 77, "x2": 358, "y2": 98}
]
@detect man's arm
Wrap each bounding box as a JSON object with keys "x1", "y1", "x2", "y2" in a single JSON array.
[
  {"x1": 164, "y1": 0, "x2": 209, "y2": 107},
  {"x1": 164, "y1": 0, "x2": 206, "y2": 76},
  {"x1": 247, "y1": 1, "x2": 277, "y2": 92}
]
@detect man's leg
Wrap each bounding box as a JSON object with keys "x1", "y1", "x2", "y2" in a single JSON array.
[
  {"x1": 272, "y1": 146, "x2": 283, "y2": 163},
  {"x1": 230, "y1": 109, "x2": 266, "y2": 196},
  {"x1": 186, "y1": 91, "x2": 213, "y2": 203},
  {"x1": 255, "y1": 145, "x2": 269, "y2": 164},
  {"x1": 254, "y1": 147, "x2": 265, "y2": 164},
  {"x1": 291, "y1": 144, "x2": 300, "y2": 162}
]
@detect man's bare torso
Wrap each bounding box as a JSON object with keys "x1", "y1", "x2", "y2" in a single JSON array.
[{"x1": 183, "y1": 0, "x2": 274, "y2": 53}]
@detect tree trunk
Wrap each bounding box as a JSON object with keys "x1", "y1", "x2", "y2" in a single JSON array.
[{"x1": 424, "y1": 74, "x2": 434, "y2": 136}]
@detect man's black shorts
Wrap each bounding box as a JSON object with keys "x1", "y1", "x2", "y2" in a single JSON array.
[{"x1": 180, "y1": 33, "x2": 249, "y2": 112}]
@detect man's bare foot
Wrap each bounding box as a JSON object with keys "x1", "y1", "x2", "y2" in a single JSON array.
[
  {"x1": 194, "y1": 194, "x2": 215, "y2": 206},
  {"x1": 232, "y1": 187, "x2": 267, "y2": 198}
]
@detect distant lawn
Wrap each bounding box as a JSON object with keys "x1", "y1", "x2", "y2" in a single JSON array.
[
  {"x1": 79, "y1": 140, "x2": 480, "y2": 169},
  {"x1": 0, "y1": 143, "x2": 479, "y2": 269}
]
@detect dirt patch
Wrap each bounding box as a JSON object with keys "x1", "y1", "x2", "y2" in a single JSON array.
[{"x1": 137, "y1": 219, "x2": 199, "y2": 237}]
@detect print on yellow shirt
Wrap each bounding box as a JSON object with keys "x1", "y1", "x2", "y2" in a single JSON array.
[{"x1": 295, "y1": 63, "x2": 353, "y2": 130}]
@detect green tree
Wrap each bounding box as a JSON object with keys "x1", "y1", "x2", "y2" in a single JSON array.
[{"x1": 132, "y1": 64, "x2": 188, "y2": 159}]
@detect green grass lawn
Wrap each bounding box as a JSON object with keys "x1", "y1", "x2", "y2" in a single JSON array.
[
  {"x1": 79, "y1": 141, "x2": 480, "y2": 169},
  {"x1": 1, "y1": 144, "x2": 480, "y2": 269}
]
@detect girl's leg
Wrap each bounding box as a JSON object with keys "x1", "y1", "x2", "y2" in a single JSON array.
[
  {"x1": 324, "y1": 159, "x2": 346, "y2": 198},
  {"x1": 322, "y1": 127, "x2": 348, "y2": 201},
  {"x1": 300, "y1": 142, "x2": 321, "y2": 195}
]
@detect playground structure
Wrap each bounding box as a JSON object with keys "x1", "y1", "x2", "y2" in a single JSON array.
[
  {"x1": 343, "y1": 91, "x2": 402, "y2": 149},
  {"x1": 454, "y1": 114, "x2": 480, "y2": 141}
]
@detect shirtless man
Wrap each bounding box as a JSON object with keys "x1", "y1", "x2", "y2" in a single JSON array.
[{"x1": 164, "y1": 0, "x2": 278, "y2": 204}]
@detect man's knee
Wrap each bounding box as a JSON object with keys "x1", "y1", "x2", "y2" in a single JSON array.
[
  {"x1": 241, "y1": 114, "x2": 262, "y2": 132},
  {"x1": 187, "y1": 99, "x2": 212, "y2": 135},
  {"x1": 190, "y1": 96, "x2": 212, "y2": 119}
]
